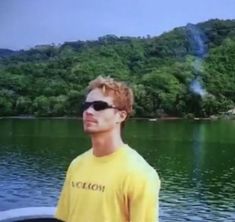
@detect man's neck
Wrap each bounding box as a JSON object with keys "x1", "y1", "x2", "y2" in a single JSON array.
[{"x1": 91, "y1": 131, "x2": 124, "y2": 157}]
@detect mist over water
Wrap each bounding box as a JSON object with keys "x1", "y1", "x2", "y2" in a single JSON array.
[
  {"x1": 186, "y1": 23, "x2": 208, "y2": 58},
  {"x1": 186, "y1": 24, "x2": 208, "y2": 97},
  {"x1": 190, "y1": 77, "x2": 206, "y2": 97}
]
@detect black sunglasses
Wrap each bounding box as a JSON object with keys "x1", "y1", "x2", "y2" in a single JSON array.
[{"x1": 82, "y1": 100, "x2": 118, "y2": 112}]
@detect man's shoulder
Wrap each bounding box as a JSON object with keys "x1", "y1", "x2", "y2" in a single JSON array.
[
  {"x1": 123, "y1": 146, "x2": 157, "y2": 174},
  {"x1": 69, "y1": 149, "x2": 92, "y2": 168},
  {"x1": 122, "y1": 146, "x2": 160, "y2": 184}
]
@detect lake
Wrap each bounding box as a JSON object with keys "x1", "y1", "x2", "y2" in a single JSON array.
[{"x1": 0, "y1": 118, "x2": 235, "y2": 221}]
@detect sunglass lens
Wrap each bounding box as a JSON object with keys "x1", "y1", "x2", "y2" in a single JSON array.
[
  {"x1": 82, "y1": 101, "x2": 112, "y2": 112},
  {"x1": 82, "y1": 102, "x2": 92, "y2": 111},
  {"x1": 93, "y1": 101, "x2": 109, "y2": 111}
]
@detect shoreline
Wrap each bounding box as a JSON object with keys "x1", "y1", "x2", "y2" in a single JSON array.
[{"x1": 0, "y1": 115, "x2": 233, "y2": 121}]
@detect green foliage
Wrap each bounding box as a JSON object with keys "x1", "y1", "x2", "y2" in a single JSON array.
[
  {"x1": 204, "y1": 37, "x2": 235, "y2": 101},
  {"x1": 0, "y1": 19, "x2": 234, "y2": 117},
  {"x1": 33, "y1": 95, "x2": 50, "y2": 116},
  {"x1": 0, "y1": 89, "x2": 15, "y2": 115},
  {"x1": 16, "y1": 96, "x2": 32, "y2": 114}
]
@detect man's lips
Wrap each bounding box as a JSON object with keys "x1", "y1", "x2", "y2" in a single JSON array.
[{"x1": 84, "y1": 118, "x2": 97, "y2": 123}]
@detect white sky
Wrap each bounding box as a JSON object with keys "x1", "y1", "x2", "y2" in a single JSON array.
[{"x1": 0, "y1": 0, "x2": 234, "y2": 50}]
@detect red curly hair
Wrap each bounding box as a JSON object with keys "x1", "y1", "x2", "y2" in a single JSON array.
[{"x1": 87, "y1": 76, "x2": 134, "y2": 122}]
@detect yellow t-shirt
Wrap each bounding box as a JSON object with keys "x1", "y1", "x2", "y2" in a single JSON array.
[{"x1": 55, "y1": 144, "x2": 161, "y2": 222}]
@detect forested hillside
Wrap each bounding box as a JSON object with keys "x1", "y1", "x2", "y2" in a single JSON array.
[{"x1": 0, "y1": 19, "x2": 234, "y2": 117}]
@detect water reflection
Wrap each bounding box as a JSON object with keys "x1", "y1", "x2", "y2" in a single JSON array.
[{"x1": 126, "y1": 120, "x2": 235, "y2": 221}]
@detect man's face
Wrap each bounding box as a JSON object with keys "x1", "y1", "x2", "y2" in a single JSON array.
[{"x1": 82, "y1": 88, "x2": 124, "y2": 134}]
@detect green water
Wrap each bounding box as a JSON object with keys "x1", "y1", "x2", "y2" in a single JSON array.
[{"x1": 0, "y1": 119, "x2": 235, "y2": 221}]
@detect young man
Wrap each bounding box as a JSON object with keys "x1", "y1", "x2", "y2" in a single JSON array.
[{"x1": 55, "y1": 76, "x2": 161, "y2": 222}]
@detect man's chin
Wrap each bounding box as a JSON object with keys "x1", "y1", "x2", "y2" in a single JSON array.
[
  {"x1": 84, "y1": 127, "x2": 108, "y2": 135},
  {"x1": 84, "y1": 128, "x2": 98, "y2": 134}
]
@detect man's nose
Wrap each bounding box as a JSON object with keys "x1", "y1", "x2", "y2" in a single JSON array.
[{"x1": 84, "y1": 105, "x2": 95, "y2": 114}]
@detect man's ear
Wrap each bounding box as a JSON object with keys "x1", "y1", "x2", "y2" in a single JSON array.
[{"x1": 118, "y1": 110, "x2": 127, "y2": 123}]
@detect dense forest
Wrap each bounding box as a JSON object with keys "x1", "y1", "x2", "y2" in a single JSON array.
[{"x1": 0, "y1": 19, "x2": 235, "y2": 118}]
